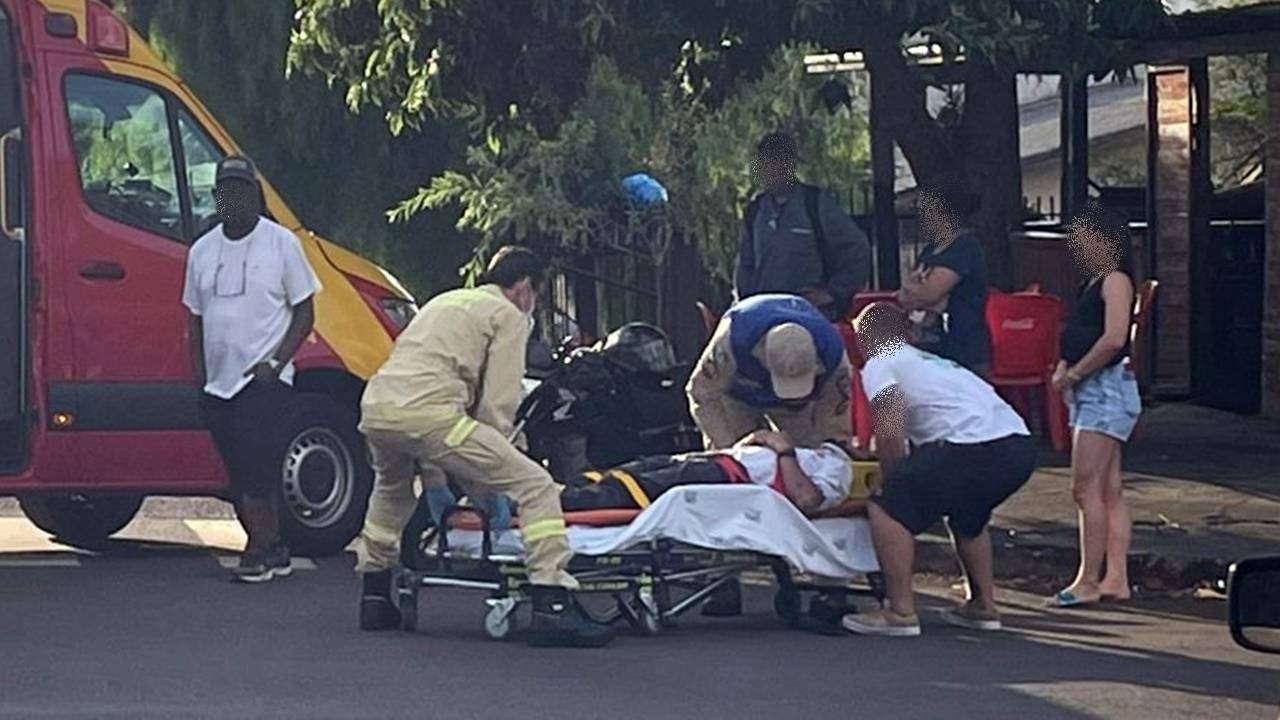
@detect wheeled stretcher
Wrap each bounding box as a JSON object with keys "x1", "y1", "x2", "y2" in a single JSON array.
[{"x1": 394, "y1": 484, "x2": 884, "y2": 639}]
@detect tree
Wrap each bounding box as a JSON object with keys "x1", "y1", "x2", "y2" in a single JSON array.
[
  {"x1": 289, "y1": 0, "x2": 1169, "y2": 287},
  {"x1": 117, "y1": 0, "x2": 473, "y2": 297},
  {"x1": 1208, "y1": 52, "x2": 1266, "y2": 190},
  {"x1": 387, "y1": 46, "x2": 868, "y2": 287}
]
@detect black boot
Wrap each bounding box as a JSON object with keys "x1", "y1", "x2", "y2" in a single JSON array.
[
  {"x1": 359, "y1": 570, "x2": 401, "y2": 631},
  {"x1": 701, "y1": 578, "x2": 743, "y2": 618},
  {"x1": 527, "y1": 586, "x2": 615, "y2": 648}
]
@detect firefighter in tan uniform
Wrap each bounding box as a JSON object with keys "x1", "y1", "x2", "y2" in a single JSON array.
[
  {"x1": 688, "y1": 294, "x2": 853, "y2": 451},
  {"x1": 356, "y1": 247, "x2": 612, "y2": 647}
]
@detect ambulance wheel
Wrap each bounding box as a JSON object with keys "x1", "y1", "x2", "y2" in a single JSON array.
[
  {"x1": 17, "y1": 493, "x2": 143, "y2": 547},
  {"x1": 774, "y1": 588, "x2": 803, "y2": 628},
  {"x1": 484, "y1": 604, "x2": 519, "y2": 641},
  {"x1": 275, "y1": 394, "x2": 373, "y2": 557}
]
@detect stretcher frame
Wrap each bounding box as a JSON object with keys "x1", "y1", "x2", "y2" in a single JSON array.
[{"x1": 395, "y1": 505, "x2": 887, "y2": 640}]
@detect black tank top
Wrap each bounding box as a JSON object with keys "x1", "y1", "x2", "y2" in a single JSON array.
[{"x1": 1060, "y1": 273, "x2": 1132, "y2": 366}]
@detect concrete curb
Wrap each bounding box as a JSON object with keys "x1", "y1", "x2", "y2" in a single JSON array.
[{"x1": 915, "y1": 530, "x2": 1234, "y2": 596}]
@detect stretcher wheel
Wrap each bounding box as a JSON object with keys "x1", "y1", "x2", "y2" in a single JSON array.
[
  {"x1": 617, "y1": 594, "x2": 661, "y2": 636},
  {"x1": 484, "y1": 599, "x2": 520, "y2": 641},
  {"x1": 396, "y1": 578, "x2": 419, "y2": 633},
  {"x1": 867, "y1": 572, "x2": 887, "y2": 604},
  {"x1": 774, "y1": 588, "x2": 802, "y2": 628},
  {"x1": 634, "y1": 602, "x2": 660, "y2": 636}
]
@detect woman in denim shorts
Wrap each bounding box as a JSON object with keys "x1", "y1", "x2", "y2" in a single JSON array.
[{"x1": 1049, "y1": 204, "x2": 1141, "y2": 607}]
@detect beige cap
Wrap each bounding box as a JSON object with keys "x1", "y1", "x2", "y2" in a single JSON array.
[{"x1": 763, "y1": 323, "x2": 819, "y2": 400}]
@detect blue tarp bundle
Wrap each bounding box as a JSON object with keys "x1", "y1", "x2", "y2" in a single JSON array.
[{"x1": 621, "y1": 172, "x2": 668, "y2": 208}]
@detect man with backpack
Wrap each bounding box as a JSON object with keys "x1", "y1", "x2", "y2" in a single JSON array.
[{"x1": 735, "y1": 133, "x2": 872, "y2": 321}]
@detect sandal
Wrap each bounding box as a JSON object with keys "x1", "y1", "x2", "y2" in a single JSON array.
[{"x1": 1047, "y1": 589, "x2": 1098, "y2": 608}]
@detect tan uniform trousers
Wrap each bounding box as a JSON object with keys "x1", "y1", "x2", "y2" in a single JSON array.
[{"x1": 355, "y1": 415, "x2": 577, "y2": 589}]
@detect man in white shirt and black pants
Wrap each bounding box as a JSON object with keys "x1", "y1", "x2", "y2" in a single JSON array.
[
  {"x1": 183, "y1": 156, "x2": 321, "y2": 583},
  {"x1": 842, "y1": 302, "x2": 1036, "y2": 637}
]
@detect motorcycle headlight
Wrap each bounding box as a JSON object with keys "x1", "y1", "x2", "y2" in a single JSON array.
[{"x1": 377, "y1": 297, "x2": 418, "y2": 334}]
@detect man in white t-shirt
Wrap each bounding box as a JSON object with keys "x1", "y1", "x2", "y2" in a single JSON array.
[
  {"x1": 841, "y1": 302, "x2": 1035, "y2": 638},
  {"x1": 182, "y1": 155, "x2": 321, "y2": 584},
  {"x1": 558, "y1": 430, "x2": 852, "y2": 517}
]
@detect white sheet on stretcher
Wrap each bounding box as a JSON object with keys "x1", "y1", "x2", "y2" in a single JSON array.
[{"x1": 444, "y1": 485, "x2": 879, "y2": 578}]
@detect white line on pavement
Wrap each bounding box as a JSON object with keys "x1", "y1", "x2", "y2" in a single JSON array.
[{"x1": 0, "y1": 554, "x2": 82, "y2": 567}]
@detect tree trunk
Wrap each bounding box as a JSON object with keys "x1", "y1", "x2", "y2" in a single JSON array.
[
  {"x1": 956, "y1": 67, "x2": 1023, "y2": 290},
  {"x1": 865, "y1": 42, "x2": 1024, "y2": 289}
]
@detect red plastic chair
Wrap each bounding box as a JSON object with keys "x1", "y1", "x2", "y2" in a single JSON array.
[
  {"x1": 1129, "y1": 279, "x2": 1158, "y2": 396},
  {"x1": 985, "y1": 291, "x2": 1070, "y2": 452},
  {"x1": 847, "y1": 291, "x2": 899, "y2": 320}
]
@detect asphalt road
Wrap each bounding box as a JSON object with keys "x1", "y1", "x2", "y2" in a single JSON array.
[{"x1": 0, "y1": 508, "x2": 1277, "y2": 720}]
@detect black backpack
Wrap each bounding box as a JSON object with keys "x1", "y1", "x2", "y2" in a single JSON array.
[{"x1": 742, "y1": 183, "x2": 829, "y2": 285}]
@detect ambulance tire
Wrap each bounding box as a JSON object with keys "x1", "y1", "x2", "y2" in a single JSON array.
[
  {"x1": 275, "y1": 394, "x2": 373, "y2": 557},
  {"x1": 17, "y1": 493, "x2": 143, "y2": 547}
]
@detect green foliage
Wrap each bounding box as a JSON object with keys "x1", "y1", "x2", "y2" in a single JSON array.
[
  {"x1": 1208, "y1": 54, "x2": 1267, "y2": 189},
  {"x1": 383, "y1": 47, "x2": 867, "y2": 284},
  {"x1": 289, "y1": 0, "x2": 1169, "y2": 283},
  {"x1": 119, "y1": 0, "x2": 473, "y2": 298}
]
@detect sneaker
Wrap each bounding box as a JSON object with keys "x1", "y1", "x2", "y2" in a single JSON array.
[
  {"x1": 231, "y1": 551, "x2": 274, "y2": 584},
  {"x1": 941, "y1": 603, "x2": 1002, "y2": 631},
  {"x1": 528, "y1": 585, "x2": 615, "y2": 648},
  {"x1": 267, "y1": 543, "x2": 293, "y2": 579},
  {"x1": 841, "y1": 609, "x2": 921, "y2": 638}
]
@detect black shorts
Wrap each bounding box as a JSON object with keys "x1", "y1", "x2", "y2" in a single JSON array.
[
  {"x1": 200, "y1": 379, "x2": 292, "y2": 498},
  {"x1": 872, "y1": 434, "x2": 1036, "y2": 538}
]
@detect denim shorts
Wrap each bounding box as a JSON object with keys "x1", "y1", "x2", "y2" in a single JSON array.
[{"x1": 1067, "y1": 363, "x2": 1142, "y2": 442}]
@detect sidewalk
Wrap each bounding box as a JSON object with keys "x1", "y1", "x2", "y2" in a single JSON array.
[{"x1": 918, "y1": 402, "x2": 1280, "y2": 594}]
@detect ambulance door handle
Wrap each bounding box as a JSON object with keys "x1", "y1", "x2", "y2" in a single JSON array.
[{"x1": 79, "y1": 261, "x2": 126, "y2": 281}]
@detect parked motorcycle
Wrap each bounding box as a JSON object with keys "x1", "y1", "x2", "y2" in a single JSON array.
[{"x1": 519, "y1": 323, "x2": 703, "y2": 482}]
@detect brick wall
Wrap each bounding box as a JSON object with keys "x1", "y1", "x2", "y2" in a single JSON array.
[
  {"x1": 1263, "y1": 54, "x2": 1280, "y2": 418},
  {"x1": 1151, "y1": 66, "x2": 1193, "y2": 396}
]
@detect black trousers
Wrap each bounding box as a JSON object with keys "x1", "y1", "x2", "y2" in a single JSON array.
[
  {"x1": 560, "y1": 455, "x2": 730, "y2": 511},
  {"x1": 872, "y1": 434, "x2": 1036, "y2": 538},
  {"x1": 200, "y1": 379, "x2": 292, "y2": 499}
]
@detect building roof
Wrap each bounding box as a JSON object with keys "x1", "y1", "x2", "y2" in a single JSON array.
[{"x1": 1019, "y1": 78, "x2": 1146, "y2": 162}]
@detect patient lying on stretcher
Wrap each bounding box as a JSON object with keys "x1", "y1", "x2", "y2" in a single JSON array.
[{"x1": 558, "y1": 430, "x2": 853, "y2": 517}]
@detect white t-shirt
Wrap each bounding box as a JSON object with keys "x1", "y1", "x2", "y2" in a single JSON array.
[
  {"x1": 182, "y1": 219, "x2": 322, "y2": 399},
  {"x1": 723, "y1": 444, "x2": 852, "y2": 510},
  {"x1": 860, "y1": 344, "x2": 1028, "y2": 446}
]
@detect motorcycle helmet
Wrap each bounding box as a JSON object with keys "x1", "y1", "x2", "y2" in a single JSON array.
[{"x1": 601, "y1": 322, "x2": 677, "y2": 373}]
